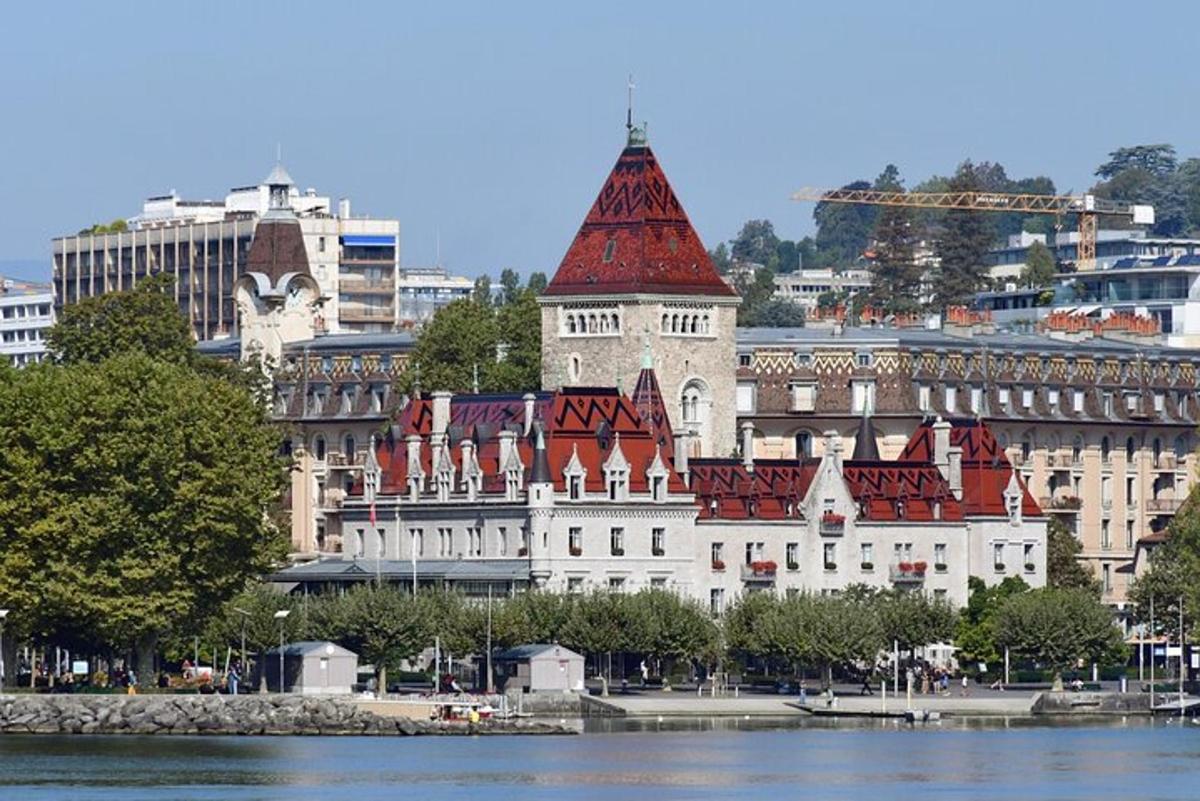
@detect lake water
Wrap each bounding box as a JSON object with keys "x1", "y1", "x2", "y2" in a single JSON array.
[{"x1": 0, "y1": 717, "x2": 1197, "y2": 800}]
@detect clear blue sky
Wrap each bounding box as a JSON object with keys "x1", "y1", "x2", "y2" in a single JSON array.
[{"x1": 3, "y1": 0, "x2": 1199, "y2": 282}]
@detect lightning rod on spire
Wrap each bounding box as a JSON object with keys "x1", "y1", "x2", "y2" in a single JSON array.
[{"x1": 626, "y1": 74, "x2": 635, "y2": 133}]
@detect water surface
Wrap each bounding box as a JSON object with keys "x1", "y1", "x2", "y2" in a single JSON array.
[{"x1": 0, "y1": 717, "x2": 1196, "y2": 800}]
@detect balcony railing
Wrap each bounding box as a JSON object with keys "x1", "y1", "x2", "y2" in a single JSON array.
[
  {"x1": 1153, "y1": 454, "x2": 1179, "y2": 471},
  {"x1": 819, "y1": 513, "x2": 846, "y2": 536},
  {"x1": 889, "y1": 561, "x2": 927, "y2": 584},
  {"x1": 740, "y1": 561, "x2": 777, "y2": 582},
  {"x1": 1038, "y1": 495, "x2": 1081, "y2": 512},
  {"x1": 1045, "y1": 453, "x2": 1073, "y2": 469},
  {"x1": 1146, "y1": 497, "x2": 1185, "y2": 513}
]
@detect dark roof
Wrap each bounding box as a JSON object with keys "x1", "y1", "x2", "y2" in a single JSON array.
[
  {"x1": 544, "y1": 140, "x2": 736, "y2": 298},
  {"x1": 265, "y1": 641, "x2": 357, "y2": 658},
  {"x1": 245, "y1": 218, "x2": 311, "y2": 282},
  {"x1": 851, "y1": 414, "x2": 881, "y2": 461},
  {"x1": 266, "y1": 558, "x2": 531, "y2": 583},
  {"x1": 494, "y1": 643, "x2": 582, "y2": 661}
]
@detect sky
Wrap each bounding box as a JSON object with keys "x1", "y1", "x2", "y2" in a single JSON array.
[{"x1": 3, "y1": 0, "x2": 1200, "y2": 283}]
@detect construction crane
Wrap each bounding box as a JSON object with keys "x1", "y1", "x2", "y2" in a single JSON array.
[{"x1": 791, "y1": 187, "x2": 1154, "y2": 272}]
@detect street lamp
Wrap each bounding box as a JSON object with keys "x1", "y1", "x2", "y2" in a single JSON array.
[
  {"x1": 0, "y1": 610, "x2": 8, "y2": 690},
  {"x1": 273, "y1": 610, "x2": 290, "y2": 693}
]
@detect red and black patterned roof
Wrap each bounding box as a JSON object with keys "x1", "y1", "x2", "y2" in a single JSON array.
[{"x1": 544, "y1": 142, "x2": 737, "y2": 297}]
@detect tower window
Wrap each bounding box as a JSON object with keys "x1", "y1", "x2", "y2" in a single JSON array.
[{"x1": 602, "y1": 240, "x2": 617, "y2": 263}]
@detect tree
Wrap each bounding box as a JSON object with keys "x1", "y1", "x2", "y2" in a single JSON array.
[
  {"x1": 995, "y1": 587, "x2": 1126, "y2": 685},
  {"x1": 314, "y1": 585, "x2": 432, "y2": 691},
  {"x1": 732, "y1": 267, "x2": 779, "y2": 326},
  {"x1": 933, "y1": 161, "x2": 994, "y2": 310},
  {"x1": 395, "y1": 299, "x2": 499, "y2": 394},
  {"x1": 749, "y1": 299, "x2": 807, "y2": 327},
  {"x1": 0, "y1": 353, "x2": 288, "y2": 670},
  {"x1": 873, "y1": 589, "x2": 958, "y2": 655},
  {"x1": 489, "y1": 591, "x2": 571, "y2": 649},
  {"x1": 1095, "y1": 144, "x2": 1178, "y2": 180},
  {"x1": 731, "y1": 220, "x2": 781, "y2": 267},
  {"x1": 814, "y1": 179, "x2": 877, "y2": 266},
  {"x1": 1128, "y1": 500, "x2": 1200, "y2": 639},
  {"x1": 954, "y1": 576, "x2": 1029, "y2": 670},
  {"x1": 868, "y1": 165, "x2": 923, "y2": 314},
  {"x1": 489, "y1": 289, "x2": 542, "y2": 392},
  {"x1": 1020, "y1": 240, "x2": 1057, "y2": 288},
  {"x1": 1046, "y1": 518, "x2": 1100, "y2": 592},
  {"x1": 526, "y1": 271, "x2": 549, "y2": 295},
  {"x1": 499, "y1": 268, "x2": 522, "y2": 306},
  {"x1": 795, "y1": 594, "x2": 883, "y2": 685},
  {"x1": 472, "y1": 275, "x2": 492, "y2": 306},
  {"x1": 47, "y1": 273, "x2": 195, "y2": 366},
  {"x1": 709, "y1": 242, "x2": 732, "y2": 274},
  {"x1": 203, "y1": 585, "x2": 303, "y2": 691}
]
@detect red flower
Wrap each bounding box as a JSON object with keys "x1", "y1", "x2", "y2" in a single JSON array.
[
  {"x1": 712, "y1": 559, "x2": 726, "y2": 571},
  {"x1": 913, "y1": 561, "x2": 928, "y2": 573},
  {"x1": 898, "y1": 561, "x2": 914, "y2": 572}
]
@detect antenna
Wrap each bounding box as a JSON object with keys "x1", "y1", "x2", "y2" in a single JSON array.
[
  {"x1": 276, "y1": 142, "x2": 282, "y2": 163},
  {"x1": 626, "y1": 74, "x2": 635, "y2": 133}
]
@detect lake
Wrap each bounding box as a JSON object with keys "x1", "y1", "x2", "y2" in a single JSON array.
[{"x1": 0, "y1": 717, "x2": 1197, "y2": 800}]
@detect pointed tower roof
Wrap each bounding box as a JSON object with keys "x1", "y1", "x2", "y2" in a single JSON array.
[
  {"x1": 545, "y1": 132, "x2": 737, "y2": 298},
  {"x1": 245, "y1": 162, "x2": 310, "y2": 283},
  {"x1": 530, "y1": 427, "x2": 552, "y2": 484},
  {"x1": 850, "y1": 414, "x2": 881, "y2": 461},
  {"x1": 631, "y1": 341, "x2": 675, "y2": 462}
]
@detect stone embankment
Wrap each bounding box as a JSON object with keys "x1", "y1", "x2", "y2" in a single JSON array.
[
  {"x1": 1031, "y1": 691, "x2": 1153, "y2": 716},
  {"x1": 0, "y1": 694, "x2": 572, "y2": 736}
]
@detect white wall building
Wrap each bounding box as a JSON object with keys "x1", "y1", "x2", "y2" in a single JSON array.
[{"x1": 0, "y1": 277, "x2": 54, "y2": 366}]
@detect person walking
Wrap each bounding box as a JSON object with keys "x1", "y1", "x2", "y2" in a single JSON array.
[
  {"x1": 227, "y1": 665, "x2": 240, "y2": 696},
  {"x1": 960, "y1": 674, "x2": 969, "y2": 697}
]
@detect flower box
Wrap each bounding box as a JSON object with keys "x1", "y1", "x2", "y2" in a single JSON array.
[
  {"x1": 786, "y1": 561, "x2": 799, "y2": 571},
  {"x1": 712, "y1": 559, "x2": 726, "y2": 571},
  {"x1": 934, "y1": 562, "x2": 947, "y2": 573},
  {"x1": 1024, "y1": 562, "x2": 1036, "y2": 572},
  {"x1": 611, "y1": 547, "x2": 625, "y2": 557},
  {"x1": 824, "y1": 561, "x2": 837, "y2": 571},
  {"x1": 652, "y1": 547, "x2": 665, "y2": 557},
  {"x1": 570, "y1": 546, "x2": 583, "y2": 557},
  {"x1": 750, "y1": 560, "x2": 778, "y2": 576},
  {"x1": 860, "y1": 561, "x2": 874, "y2": 571},
  {"x1": 517, "y1": 547, "x2": 528, "y2": 557},
  {"x1": 912, "y1": 561, "x2": 928, "y2": 573},
  {"x1": 994, "y1": 562, "x2": 1006, "y2": 572},
  {"x1": 821, "y1": 512, "x2": 846, "y2": 524}
]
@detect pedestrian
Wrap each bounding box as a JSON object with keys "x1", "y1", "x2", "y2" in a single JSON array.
[
  {"x1": 227, "y1": 665, "x2": 240, "y2": 696},
  {"x1": 940, "y1": 672, "x2": 950, "y2": 695},
  {"x1": 961, "y1": 674, "x2": 969, "y2": 697},
  {"x1": 126, "y1": 668, "x2": 137, "y2": 696}
]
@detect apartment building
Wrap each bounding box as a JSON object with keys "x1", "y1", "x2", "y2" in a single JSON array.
[{"x1": 0, "y1": 277, "x2": 54, "y2": 366}]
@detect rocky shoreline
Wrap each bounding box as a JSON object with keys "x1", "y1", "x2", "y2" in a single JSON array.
[{"x1": 0, "y1": 694, "x2": 574, "y2": 737}]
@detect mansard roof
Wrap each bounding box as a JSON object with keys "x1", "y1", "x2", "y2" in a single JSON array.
[
  {"x1": 544, "y1": 139, "x2": 737, "y2": 298},
  {"x1": 690, "y1": 459, "x2": 819, "y2": 520},
  {"x1": 842, "y1": 463, "x2": 962, "y2": 522},
  {"x1": 245, "y1": 217, "x2": 310, "y2": 283}
]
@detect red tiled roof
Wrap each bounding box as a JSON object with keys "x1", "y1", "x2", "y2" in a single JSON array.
[
  {"x1": 842, "y1": 464, "x2": 963, "y2": 522},
  {"x1": 899, "y1": 418, "x2": 1042, "y2": 517},
  {"x1": 690, "y1": 460, "x2": 818, "y2": 520},
  {"x1": 544, "y1": 142, "x2": 736, "y2": 297},
  {"x1": 631, "y1": 366, "x2": 674, "y2": 463}
]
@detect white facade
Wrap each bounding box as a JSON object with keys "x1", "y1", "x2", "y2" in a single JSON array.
[{"x1": 0, "y1": 277, "x2": 54, "y2": 366}]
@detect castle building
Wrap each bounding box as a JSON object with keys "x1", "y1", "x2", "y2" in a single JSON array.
[{"x1": 539, "y1": 126, "x2": 740, "y2": 457}]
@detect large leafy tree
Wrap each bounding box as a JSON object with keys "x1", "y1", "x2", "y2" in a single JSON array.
[
  {"x1": 0, "y1": 353, "x2": 287, "y2": 671},
  {"x1": 1128, "y1": 500, "x2": 1200, "y2": 639},
  {"x1": 953, "y1": 576, "x2": 1029, "y2": 670},
  {"x1": 814, "y1": 179, "x2": 878, "y2": 265},
  {"x1": 933, "y1": 161, "x2": 995, "y2": 310},
  {"x1": 1020, "y1": 240, "x2": 1057, "y2": 289},
  {"x1": 873, "y1": 588, "x2": 958, "y2": 654},
  {"x1": 995, "y1": 587, "x2": 1126, "y2": 683},
  {"x1": 202, "y1": 585, "x2": 304, "y2": 691},
  {"x1": 730, "y1": 220, "x2": 781, "y2": 266}
]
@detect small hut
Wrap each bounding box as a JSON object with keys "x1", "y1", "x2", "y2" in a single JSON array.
[
  {"x1": 262, "y1": 641, "x2": 358, "y2": 695},
  {"x1": 493, "y1": 644, "x2": 584, "y2": 693}
]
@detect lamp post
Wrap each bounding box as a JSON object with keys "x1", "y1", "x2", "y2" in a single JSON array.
[
  {"x1": 273, "y1": 610, "x2": 290, "y2": 693},
  {"x1": 0, "y1": 610, "x2": 9, "y2": 690}
]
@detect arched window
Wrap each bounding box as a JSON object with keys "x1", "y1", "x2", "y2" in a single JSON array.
[
  {"x1": 567, "y1": 315, "x2": 577, "y2": 334},
  {"x1": 344, "y1": 434, "x2": 356, "y2": 460},
  {"x1": 314, "y1": 435, "x2": 327, "y2": 461},
  {"x1": 1175, "y1": 434, "x2": 1190, "y2": 458},
  {"x1": 611, "y1": 313, "x2": 620, "y2": 332},
  {"x1": 1071, "y1": 435, "x2": 1084, "y2": 464},
  {"x1": 661, "y1": 313, "x2": 670, "y2": 332},
  {"x1": 588, "y1": 314, "x2": 597, "y2": 333},
  {"x1": 1101, "y1": 435, "x2": 1111, "y2": 463},
  {"x1": 671, "y1": 314, "x2": 679, "y2": 333},
  {"x1": 599, "y1": 315, "x2": 609, "y2": 333},
  {"x1": 1126, "y1": 436, "x2": 1136, "y2": 462},
  {"x1": 1153, "y1": 437, "x2": 1163, "y2": 467},
  {"x1": 795, "y1": 431, "x2": 813, "y2": 458},
  {"x1": 702, "y1": 314, "x2": 710, "y2": 334},
  {"x1": 691, "y1": 316, "x2": 699, "y2": 334}
]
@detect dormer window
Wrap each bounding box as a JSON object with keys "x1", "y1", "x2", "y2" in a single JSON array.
[
  {"x1": 607, "y1": 470, "x2": 628, "y2": 501},
  {"x1": 651, "y1": 474, "x2": 666, "y2": 502},
  {"x1": 569, "y1": 474, "x2": 583, "y2": 500},
  {"x1": 603, "y1": 239, "x2": 617, "y2": 263}
]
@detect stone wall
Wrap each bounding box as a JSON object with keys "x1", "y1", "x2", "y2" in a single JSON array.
[
  {"x1": 0, "y1": 694, "x2": 570, "y2": 736},
  {"x1": 1031, "y1": 691, "x2": 1153, "y2": 716}
]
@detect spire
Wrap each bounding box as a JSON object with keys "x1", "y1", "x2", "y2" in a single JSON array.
[
  {"x1": 530, "y1": 426, "x2": 552, "y2": 484},
  {"x1": 851, "y1": 413, "x2": 881, "y2": 461}
]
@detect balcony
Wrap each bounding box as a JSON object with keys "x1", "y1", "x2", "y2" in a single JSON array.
[
  {"x1": 1152, "y1": 454, "x2": 1180, "y2": 471},
  {"x1": 740, "y1": 561, "x2": 777, "y2": 583},
  {"x1": 819, "y1": 512, "x2": 846, "y2": 536},
  {"x1": 1038, "y1": 494, "x2": 1081, "y2": 513},
  {"x1": 1045, "y1": 453, "x2": 1073, "y2": 469},
  {"x1": 339, "y1": 277, "x2": 396, "y2": 295},
  {"x1": 1146, "y1": 497, "x2": 1185, "y2": 514},
  {"x1": 889, "y1": 561, "x2": 927, "y2": 584}
]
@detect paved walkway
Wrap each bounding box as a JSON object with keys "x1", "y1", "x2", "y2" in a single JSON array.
[{"x1": 587, "y1": 690, "x2": 1035, "y2": 718}]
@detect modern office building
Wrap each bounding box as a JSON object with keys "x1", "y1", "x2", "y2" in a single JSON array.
[
  {"x1": 0, "y1": 277, "x2": 54, "y2": 366},
  {"x1": 396, "y1": 265, "x2": 474, "y2": 327},
  {"x1": 771, "y1": 268, "x2": 871, "y2": 310},
  {"x1": 51, "y1": 165, "x2": 401, "y2": 340}
]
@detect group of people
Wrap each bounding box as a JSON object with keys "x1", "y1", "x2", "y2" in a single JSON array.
[{"x1": 906, "y1": 662, "x2": 968, "y2": 697}]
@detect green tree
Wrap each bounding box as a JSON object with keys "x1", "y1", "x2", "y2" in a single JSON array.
[
  {"x1": 396, "y1": 299, "x2": 499, "y2": 394},
  {"x1": 313, "y1": 585, "x2": 431, "y2": 691},
  {"x1": 499, "y1": 268, "x2": 522, "y2": 306},
  {"x1": 0, "y1": 353, "x2": 288, "y2": 670},
  {"x1": 489, "y1": 289, "x2": 542, "y2": 392},
  {"x1": 709, "y1": 242, "x2": 732, "y2": 274},
  {"x1": 868, "y1": 165, "x2": 923, "y2": 314},
  {"x1": 814, "y1": 179, "x2": 877, "y2": 265},
  {"x1": 796, "y1": 594, "x2": 884, "y2": 685},
  {"x1": 1128, "y1": 500, "x2": 1200, "y2": 639},
  {"x1": 749, "y1": 299, "x2": 807, "y2": 327},
  {"x1": 1046, "y1": 518, "x2": 1100, "y2": 592},
  {"x1": 731, "y1": 220, "x2": 782, "y2": 267},
  {"x1": 627, "y1": 589, "x2": 720, "y2": 671},
  {"x1": 526, "y1": 271, "x2": 549, "y2": 295},
  {"x1": 954, "y1": 576, "x2": 1029, "y2": 670},
  {"x1": 933, "y1": 161, "x2": 994, "y2": 310},
  {"x1": 490, "y1": 591, "x2": 571, "y2": 649},
  {"x1": 47, "y1": 273, "x2": 195, "y2": 366},
  {"x1": 873, "y1": 589, "x2": 958, "y2": 655},
  {"x1": 723, "y1": 591, "x2": 783, "y2": 666},
  {"x1": 995, "y1": 587, "x2": 1126, "y2": 685},
  {"x1": 1020, "y1": 240, "x2": 1057, "y2": 288},
  {"x1": 202, "y1": 585, "x2": 304, "y2": 691},
  {"x1": 472, "y1": 275, "x2": 492, "y2": 306},
  {"x1": 734, "y1": 267, "x2": 779, "y2": 326}
]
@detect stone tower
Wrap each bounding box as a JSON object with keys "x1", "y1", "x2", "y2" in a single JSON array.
[{"x1": 539, "y1": 127, "x2": 740, "y2": 457}]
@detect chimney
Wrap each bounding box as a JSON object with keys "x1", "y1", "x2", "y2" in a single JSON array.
[
  {"x1": 932, "y1": 416, "x2": 951, "y2": 471},
  {"x1": 405, "y1": 434, "x2": 425, "y2": 494},
  {"x1": 674, "y1": 428, "x2": 691, "y2": 486},
  {"x1": 741, "y1": 421, "x2": 755, "y2": 472},
  {"x1": 522, "y1": 392, "x2": 537, "y2": 436},
  {"x1": 947, "y1": 446, "x2": 963, "y2": 499},
  {"x1": 498, "y1": 429, "x2": 516, "y2": 471},
  {"x1": 431, "y1": 391, "x2": 452, "y2": 436}
]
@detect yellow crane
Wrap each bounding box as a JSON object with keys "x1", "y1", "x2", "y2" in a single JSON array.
[{"x1": 791, "y1": 187, "x2": 1154, "y2": 272}]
